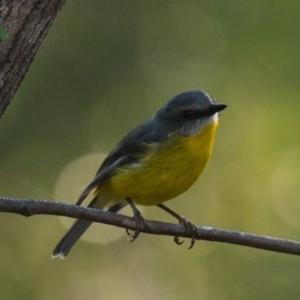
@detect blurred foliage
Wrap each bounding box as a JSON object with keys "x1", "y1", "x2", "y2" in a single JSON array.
[
  {"x1": 1, "y1": 1, "x2": 300, "y2": 299},
  {"x1": 0, "y1": 26, "x2": 8, "y2": 39}
]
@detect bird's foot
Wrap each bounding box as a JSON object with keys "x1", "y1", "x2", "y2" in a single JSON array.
[
  {"x1": 174, "y1": 216, "x2": 198, "y2": 249},
  {"x1": 125, "y1": 198, "x2": 147, "y2": 242},
  {"x1": 126, "y1": 210, "x2": 148, "y2": 242}
]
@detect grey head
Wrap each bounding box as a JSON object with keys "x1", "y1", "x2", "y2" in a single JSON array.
[{"x1": 154, "y1": 90, "x2": 227, "y2": 136}]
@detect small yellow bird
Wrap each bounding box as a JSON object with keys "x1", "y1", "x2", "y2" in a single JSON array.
[{"x1": 53, "y1": 90, "x2": 226, "y2": 258}]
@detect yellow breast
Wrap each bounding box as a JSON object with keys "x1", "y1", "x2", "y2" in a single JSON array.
[{"x1": 101, "y1": 121, "x2": 218, "y2": 206}]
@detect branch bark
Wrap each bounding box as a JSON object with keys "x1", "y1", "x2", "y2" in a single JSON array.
[
  {"x1": 1, "y1": 196, "x2": 300, "y2": 256},
  {"x1": 0, "y1": 0, "x2": 66, "y2": 117}
]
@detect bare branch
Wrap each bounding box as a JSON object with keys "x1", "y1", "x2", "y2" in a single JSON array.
[{"x1": 0, "y1": 197, "x2": 300, "y2": 256}]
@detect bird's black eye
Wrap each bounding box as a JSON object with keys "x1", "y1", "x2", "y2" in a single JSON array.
[{"x1": 183, "y1": 110, "x2": 195, "y2": 119}]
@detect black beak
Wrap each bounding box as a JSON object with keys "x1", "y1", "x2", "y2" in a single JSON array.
[{"x1": 209, "y1": 103, "x2": 227, "y2": 114}]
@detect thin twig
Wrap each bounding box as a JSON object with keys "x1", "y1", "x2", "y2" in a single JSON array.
[{"x1": 0, "y1": 197, "x2": 300, "y2": 256}]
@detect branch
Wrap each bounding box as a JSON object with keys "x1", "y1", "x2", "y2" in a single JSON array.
[
  {"x1": 0, "y1": 0, "x2": 66, "y2": 117},
  {"x1": 1, "y1": 197, "x2": 300, "y2": 256}
]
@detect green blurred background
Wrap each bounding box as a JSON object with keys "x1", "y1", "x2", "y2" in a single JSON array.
[{"x1": 1, "y1": 1, "x2": 300, "y2": 299}]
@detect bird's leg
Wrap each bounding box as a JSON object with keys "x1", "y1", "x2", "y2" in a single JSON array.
[
  {"x1": 125, "y1": 198, "x2": 147, "y2": 242},
  {"x1": 157, "y1": 204, "x2": 198, "y2": 249}
]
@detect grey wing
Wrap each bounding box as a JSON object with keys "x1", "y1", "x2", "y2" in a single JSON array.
[
  {"x1": 75, "y1": 147, "x2": 128, "y2": 205},
  {"x1": 75, "y1": 118, "x2": 170, "y2": 206}
]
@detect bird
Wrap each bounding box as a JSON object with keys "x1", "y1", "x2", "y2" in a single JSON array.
[{"x1": 52, "y1": 90, "x2": 227, "y2": 258}]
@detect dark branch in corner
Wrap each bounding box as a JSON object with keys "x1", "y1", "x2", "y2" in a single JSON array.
[{"x1": 1, "y1": 197, "x2": 300, "y2": 256}]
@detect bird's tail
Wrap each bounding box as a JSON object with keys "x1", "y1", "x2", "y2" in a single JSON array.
[{"x1": 52, "y1": 196, "x2": 126, "y2": 259}]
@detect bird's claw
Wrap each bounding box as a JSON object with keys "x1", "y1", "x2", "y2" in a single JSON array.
[
  {"x1": 175, "y1": 217, "x2": 198, "y2": 249},
  {"x1": 126, "y1": 209, "x2": 147, "y2": 242},
  {"x1": 174, "y1": 236, "x2": 184, "y2": 245}
]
